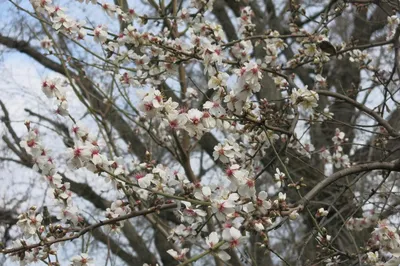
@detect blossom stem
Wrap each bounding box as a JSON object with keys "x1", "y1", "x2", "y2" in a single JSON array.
[
  {"x1": 177, "y1": 241, "x2": 225, "y2": 266},
  {"x1": 100, "y1": 167, "x2": 211, "y2": 206}
]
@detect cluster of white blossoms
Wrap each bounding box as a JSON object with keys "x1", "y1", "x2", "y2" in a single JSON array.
[
  {"x1": 263, "y1": 31, "x2": 288, "y2": 66},
  {"x1": 368, "y1": 221, "x2": 400, "y2": 265},
  {"x1": 16, "y1": 207, "x2": 43, "y2": 237},
  {"x1": 30, "y1": 0, "x2": 87, "y2": 40},
  {"x1": 226, "y1": 61, "x2": 263, "y2": 114},
  {"x1": 274, "y1": 168, "x2": 286, "y2": 188},
  {"x1": 213, "y1": 138, "x2": 241, "y2": 164},
  {"x1": 286, "y1": 23, "x2": 332, "y2": 69},
  {"x1": 284, "y1": 134, "x2": 316, "y2": 159},
  {"x1": 238, "y1": 6, "x2": 255, "y2": 36},
  {"x1": 104, "y1": 200, "x2": 132, "y2": 233},
  {"x1": 55, "y1": 118, "x2": 297, "y2": 265},
  {"x1": 15, "y1": 122, "x2": 84, "y2": 263},
  {"x1": 9, "y1": 0, "x2": 400, "y2": 265},
  {"x1": 9, "y1": 238, "x2": 42, "y2": 265},
  {"x1": 14, "y1": 7, "x2": 308, "y2": 264},
  {"x1": 67, "y1": 122, "x2": 127, "y2": 178},
  {"x1": 319, "y1": 128, "x2": 350, "y2": 168},
  {"x1": 315, "y1": 207, "x2": 329, "y2": 218},
  {"x1": 346, "y1": 210, "x2": 379, "y2": 231},
  {"x1": 290, "y1": 86, "x2": 319, "y2": 114},
  {"x1": 371, "y1": 221, "x2": 400, "y2": 251},
  {"x1": 19, "y1": 124, "x2": 79, "y2": 220},
  {"x1": 41, "y1": 78, "x2": 69, "y2": 116},
  {"x1": 387, "y1": 15, "x2": 400, "y2": 40},
  {"x1": 345, "y1": 211, "x2": 400, "y2": 265},
  {"x1": 348, "y1": 49, "x2": 370, "y2": 65}
]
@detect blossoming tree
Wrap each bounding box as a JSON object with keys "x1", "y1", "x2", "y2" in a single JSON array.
[{"x1": 1, "y1": 0, "x2": 400, "y2": 265}]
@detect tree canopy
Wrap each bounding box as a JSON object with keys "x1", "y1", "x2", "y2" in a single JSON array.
[{"x1": 1, "y1": 0, "x2": 400, "y2": 265}]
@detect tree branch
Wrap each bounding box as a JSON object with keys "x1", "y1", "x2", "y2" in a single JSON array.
[
  {"x1": 0, "y1": 203, "x2": 177, "y2": 255},
  {"x1": 300, "y1": 159, "x2": 400, "y2": 206},
  {"x1": 317, "y1": 90, "x2": 400, "y2": 138}
]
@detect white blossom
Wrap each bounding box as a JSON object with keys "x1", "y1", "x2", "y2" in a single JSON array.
[{"x1": 71, "y1": 253, "x2": 94, "y2": 266}]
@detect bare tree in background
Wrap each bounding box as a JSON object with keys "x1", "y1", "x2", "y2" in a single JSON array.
[{"x1": 1, "y1": 0, "x2": 400, "y2": 265}]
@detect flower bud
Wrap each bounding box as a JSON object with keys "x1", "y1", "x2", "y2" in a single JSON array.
[{"x1": 289, "y1": 210, "x2": 299, "y2": 220}]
